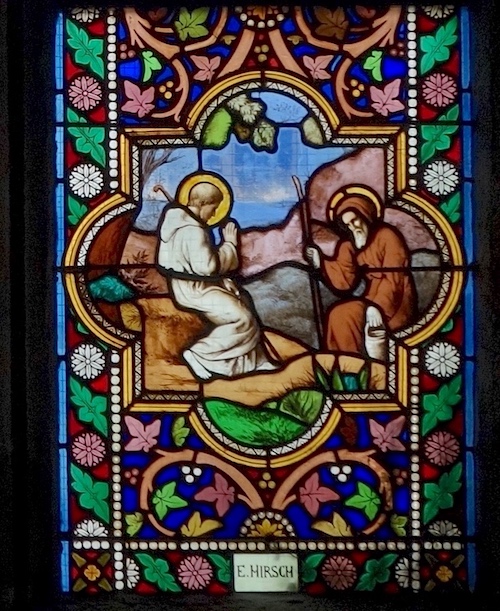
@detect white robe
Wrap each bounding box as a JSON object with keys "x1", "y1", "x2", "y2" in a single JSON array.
[{"x1": 158, "y1": 206, "x2": 272, "y2": 378}]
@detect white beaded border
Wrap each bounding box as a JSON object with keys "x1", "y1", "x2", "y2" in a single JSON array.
[
  {"x1": 107, "y1": 9, "x2": 120, "y2": 192},
  {"x1": 110, "y1": 349, "x2": 124, "y2": 589},
  {"x1": 409, "y1": 347, "x2": 421, "y2": 591},
  {"x1": 124, "y1": 540, "x2": 408, "y2": 552},
  {"x1": 407, "y1": 6, "x2": 418, "y2": 191}
]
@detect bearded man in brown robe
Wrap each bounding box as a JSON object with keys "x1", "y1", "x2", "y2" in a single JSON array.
[{"x1": 306, "y1": 193, "x2": 416, "y2": 359}]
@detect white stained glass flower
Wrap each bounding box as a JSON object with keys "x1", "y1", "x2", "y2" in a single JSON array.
[
  {"x1": 69, "y1": 164, "x2": 104, "y2": 199},
  {"x1": 423, "y1": 160, "x2": 459, "y2": 196},
  {"x1": 74, "y1": 519, "x2": 108, "y2": 537},
  {"x1": 226, "y1": 94, "x2": 262, "y2": 125},
  {"x1": 425, "y1": 341, "x2": 461, "y2": 378},
  {"x1": 428, "y1": 520, "x2": 461, "y2": 537},
  {"x1": 422, "y1": 6, "x2": 455, "y2": 19},
  {"x1": 126, "y1": 557, "x2": 140, "y2": 589},
  {"x1": 71, "y1": 343, "x2": 105, "y2": 380},
  {"x1": 71, "y1": 8, "x2": 100, "y2": 23},
  {"x1": 395, "y1": 557, "x2": 410, "y2": 588}
]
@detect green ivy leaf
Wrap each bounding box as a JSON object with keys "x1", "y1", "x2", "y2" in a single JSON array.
[
  {"x1": 70, "y1": 463, "x2": 110, "y2": 523},
  {"x1": 68, "y1": 195, "x2": 88, "y2": 226},
  {"x1": 252, "y1": 120, "x2": 276, "y2": 151},
  {"x1": 172, "y1": 416, "x2": 190, "y2": 447},
  {"x1": 175, "y1": 7, "x2": 209, "y2": 42},
  {"x1": 302, "y1": 553, "x2": 326, "y2": 583},
  {"x1": 152, "y1": 482, "x2": 188, "y2": 520},
  {"x1": 69, "y1": 376, "x2": 108, "y2": 436},
  {"x1": 420, "y1": 123, "x2": 459, "y2": 163},
  {"x1": 390, "y1": 514, "x2": 407, "y2": 536},
  {"x1": 67, "y1": 126, "x2": 106, "y2": 167},
  {"x1": 345, "y1": 482, "x2": 381, "y2": 521},
  {"x1": 356, "y1": 554, "x2": 398, "y2": 591},
  {"x1": 423, "y1": 463, "x2": 463, "y2": 524},
  {"x1": 136, "y1": 553, "x2": 181, "y2": 592},
  {"x1": 125, "y1": 512, "x2": 144, "y2": 536},
  {"x1": 66, "y1": 107, "x2": 87, "y2": 123},
  {"x1": 420, "y1": 16, "x2": 458, "y2": 74},
  {"x1": 440, "y1": 192, "x2": 461, "y2": 223},
  {"x1": 422, "y1": 375, "x2": 462, "y2": 436},
  {"x1": 142, "y1": 50, "x2": 162, "y2": 82},
  {"x1": 363, "y1": 50, "x2": 383, "y2": 82},
  {"x1": 66, "y1": 19, "x2": 104, "y2": 78},
  {"x1": 207, "y1": 553, "x2": 231, "y2": 583},
  {"x1": 202, "y1": 107, "x2": 232, "y2": 148}
]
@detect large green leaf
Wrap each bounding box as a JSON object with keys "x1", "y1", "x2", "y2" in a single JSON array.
[
  {"x1": 202, "y1": 107, "x2": 233, "y2": 148},
  {"x1": 69, "y1": 376, "x2": 107, "y2": 436},
  {"x1": 175, "y1": 7, "x2": 209, "y2": 42},
  {"x1": 301, "y1": 116, "x2": 325, "y2": 146},
  {"x1": 66, "y1": 19, "x2": 104, "y2": 78},
  {"x1": 420, "y1": 17, "x2": 458, "y2": 74},
  {"x1": 152, "y1": 482, "x2": 188, "y2": 520},
  {"x1": 88, "y1": 274, "x2": 135, "y2": 303},
  {"x1": 345, "y1": 482, "x2": 381, "y2": 521},
  {"x1": 136, "y1": 553, "x2": 181, "y2": 592},
  {"x1": 71, "y1": 464, "x2": 110, "y2": 523},
  {"x1": 356, "y1": 554, "x2": 398, "y2": 591},
  {"x1": 67, "y1": 126, "x2": 106, "y2": 167},
  {"x1": 203, "y1": 399, "x2": 307, "y2": 447},
  {"x1": 420, "y1": 123, "x2": 458, "y2": 163},
  {"x1": 423, "y1": 462, "x2": 463, "y2": 524},
  {"x1": 279, "y1": 389, "x2": 324, "y2": 425},
  {"x1": 422, "y1": 375, "x2": 462, "y2": 436}
]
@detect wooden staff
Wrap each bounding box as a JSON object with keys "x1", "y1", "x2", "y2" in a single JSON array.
[
  {"x1": 292, "y1": 175, "x2": 324, "y2": 345},
  {"x1": 153, "y1": 183, "x2": 175, "y2": 203}
]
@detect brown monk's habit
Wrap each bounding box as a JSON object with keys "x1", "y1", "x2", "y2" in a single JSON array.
[{"x1": 321, "y1": 196, "x2": 416, "y2": 356}]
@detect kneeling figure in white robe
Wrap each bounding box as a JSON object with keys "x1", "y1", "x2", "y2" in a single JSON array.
[{"x1": 157, "y1": 182, "x2": 276, "y2": 380}]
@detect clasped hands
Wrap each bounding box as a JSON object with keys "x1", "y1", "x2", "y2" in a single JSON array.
[{"x1": 222, "y1": 221, "x2": 238, "y2": 247}]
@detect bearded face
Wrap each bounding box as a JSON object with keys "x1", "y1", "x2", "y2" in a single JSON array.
[{"x1": 341, "y1": 210, "x2": 369, "y2": 249}]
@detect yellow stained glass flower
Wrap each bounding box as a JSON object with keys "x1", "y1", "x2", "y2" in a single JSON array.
[{"x1": 249, "y1": 518, "x2": 285, "y2": 538}]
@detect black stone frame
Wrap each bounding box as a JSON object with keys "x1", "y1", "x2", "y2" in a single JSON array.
[{"x1": 2, "y1": 1, "x2": 500, "y2": 609}]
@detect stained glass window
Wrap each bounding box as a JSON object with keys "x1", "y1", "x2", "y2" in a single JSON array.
[{"x1": 56, "y1": 5, "x2": 475, "y2": 595}]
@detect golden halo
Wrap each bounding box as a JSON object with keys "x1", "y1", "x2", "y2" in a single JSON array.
[
  {"x1": 176, "y1": 172, "x2": 233, "y2": 226},
  {"x1": 328, "y1": 186, "x2": 383, "y2": 222}
]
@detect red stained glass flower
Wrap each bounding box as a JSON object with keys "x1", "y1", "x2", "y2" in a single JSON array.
[
  {"x1": 68, "y1": 76, "x2": 103, "y2": 111},
  {"x1": 177, "y1": 556, "x2": 213, "y2": 590},
  {"x1": 422, "y1": 73, "x2": 457, "y2": 108},
  {"x1": 72, "y1": 432, "x2": 106, "y2": 467},
  {"x1": 321, "y1": 556, "x2": 357, "y2": 590},
  {"x1": 425, "y1": 431, "x2": 460, "y2": 466}
]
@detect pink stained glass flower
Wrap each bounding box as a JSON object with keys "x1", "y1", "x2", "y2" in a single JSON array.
[
  {"x1": 424, "y1": 431, "x2": 460, "y2": 466},
  {"x1": 321, "y1": 556, "x2": 357, "y2": 590},
  {"x1": 422, "y1": 73, "x2": 457, "y2": 108},
  {"x1": 68, "y1": 76, "x2": 102, "y2": 111},
  {"x1": 177, "y1": 556, "x2": 213, "y2": 590},
  {"x1": 72, "y1": 432, "x2": 106, "y2": 467}
]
